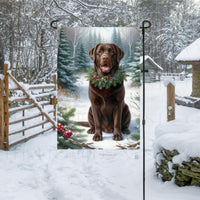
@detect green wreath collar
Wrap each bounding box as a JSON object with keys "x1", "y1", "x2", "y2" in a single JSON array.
[{"x1": 85, "y1": 67, "x2": 128, "y2": 90}]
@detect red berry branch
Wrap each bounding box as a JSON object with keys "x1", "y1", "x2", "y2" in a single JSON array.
[{"x1": 57, "y1": 123, "x2": 73, "y2": 139}]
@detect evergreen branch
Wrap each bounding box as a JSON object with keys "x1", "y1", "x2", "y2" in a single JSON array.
[
  {"x1": 86, "y1": 67, "x2": 128, "y2": 90},
  {"x1": 57, "y1": 106, "x2": 84, "y2": 133}
]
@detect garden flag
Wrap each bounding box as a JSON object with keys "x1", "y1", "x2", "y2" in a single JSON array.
[{"x1": 57, "y1": 27, "x2": 141, "y2": 150}]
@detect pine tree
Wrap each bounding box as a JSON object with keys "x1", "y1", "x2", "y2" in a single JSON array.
[
  {"x1": 93, "y1": 30, "x2": 98, "y2": 46},
  {"x1": 111, "y1": 28, "x2": 126, "y2": 65},
  {"x1": 57, "y1": 28, "x2": 78, "y2": 93},
  {"x1": 122, "y1": 40, "x2": 130, "y2": 67},
  {"x1": 75, "y1": 43, "x2": 90, "y2": 72},
  {"x1": 129, "y1": 41, "x2": 141, "y2": 86},
  {"x1": 126, "y1": 53, "x2": 136, "y2": 71},
  {"x1": 87, "y1": 30, "x2": 94, "y2": 51},
  {"x1": 112, "y1": 28, "x2": 122, "y2": 48},
  {"x1": 97, "y1": 32, "x2": 101, "y2": 44}
]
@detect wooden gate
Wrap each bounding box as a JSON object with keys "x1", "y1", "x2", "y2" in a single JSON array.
[{"x1": 0, "y1": 64, "x2": 57, "y2": 150}]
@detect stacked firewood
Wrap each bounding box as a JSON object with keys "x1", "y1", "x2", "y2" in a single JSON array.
[{"x1": 155, "y1": 148, "x2": 200, "y2": 187}]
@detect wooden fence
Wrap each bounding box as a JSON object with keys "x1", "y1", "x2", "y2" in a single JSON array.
[
  {"x1": 0, "y1": 64, "x2": 57, "y2": 150},
  {"x1": 161, "y1": 73, "x2": 185, "y2": 81}
]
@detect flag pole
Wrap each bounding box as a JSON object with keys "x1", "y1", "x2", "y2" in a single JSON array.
[{"x1": 140, "y1": 20, "x2": 151, "y2": 200}]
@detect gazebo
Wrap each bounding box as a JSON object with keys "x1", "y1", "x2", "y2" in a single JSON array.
[{"x1": 176, "y1": 38, "x2": 200, "y2": 97}]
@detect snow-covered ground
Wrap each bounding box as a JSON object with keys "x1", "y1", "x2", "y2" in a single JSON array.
[
  {"x1": 145, "y1": 78, "x2": 200, "y2": 199},
  {"x1": 58, "y1": 75, "x2": 140, "y2": 150},
  {"x1": 0, "y1": 77, "x2": 199, "y2": 200}
]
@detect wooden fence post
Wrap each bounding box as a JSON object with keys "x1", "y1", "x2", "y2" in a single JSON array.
[
  {"x1": 4, "y1": 64, "x2": 9, "y2": 150},
  {"x1": 22, "y1": 101, "x2": 25, "y2": 136},
  {"x1": 53, "y1": 74, "x2": 57, "y2": 130},
  {"x1": 167, "y1": 83, "x2": 175, "y2": 121},
  {"x1": 0, "y1": 77, "x2": 4, "y2": 149},
  {"x1": 42, "y1": 87, "x2": 44, "y2": 133}
]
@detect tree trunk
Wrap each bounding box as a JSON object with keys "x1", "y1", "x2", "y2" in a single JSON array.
[
  {"x1": 0, "y1": 37, "x2": 4, "y2": 74},
  {"x1": 39, "y1": 29, "x2": 45, "y2": 72},
  {"x1": 9, "y1": 19, "x2": 14, "y2": 71},
  {"x1": 191, "y1": 64, "x2": 200, "y2": 97}
]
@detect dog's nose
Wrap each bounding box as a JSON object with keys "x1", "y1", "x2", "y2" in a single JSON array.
[{"x1": 102, "y1": 54, "x2": 109, "y2": 61}]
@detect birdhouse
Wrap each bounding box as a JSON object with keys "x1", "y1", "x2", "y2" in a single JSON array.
[
  {"x1": 175, "y1": 38, "x2": 200, "y2": 97},
  {"x1": 140, "y1": 55, "x2": 163, "y2": 82}
]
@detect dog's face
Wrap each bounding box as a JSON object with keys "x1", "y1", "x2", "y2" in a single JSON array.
[{"x1": 89, "y1": 43, "x2": 124, "y2": 76}]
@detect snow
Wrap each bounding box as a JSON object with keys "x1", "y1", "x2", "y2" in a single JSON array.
[
  {"x1": 154, "y1": 78, "x2": 200, "y2": 164},
  {"x1": 9, "y1": 76, "x2": 18, "y2": 89},
  {"x1": 0, "y1": 78, "x2": 200, "y2": 199},
  {"x1": 154, "y1": 95, "x2": 200, "y2": 164},
  {"x1": 0, "y1": 74, "x2": 4, "y2": 80},
  {"x1": 145, "y1": 80, "x2": 200, "y2": 199},
  {"x1": 140, "y1": 55, "x2": 163, "y2": 70},
  {"x1": 4, "y1": 60, "x2": 10, "y2": 69},
  {"x1": 175, "y1": 38, "x2": 200, "y2": 62},
  {"x1": 163, "y1": 79, "x2": 175, "y2": 87}
]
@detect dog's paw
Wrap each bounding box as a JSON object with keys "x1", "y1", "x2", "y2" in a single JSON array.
[
  {"x1": 113, "y1": 133, "x2": 123, "y2": 141},
  {"x1": 93, "y1": 133, "x2": 102, "y2": 141},
  {"x1": 122, "y1": 128, "x2": 130, "y2": 134},
  {"x1": 87, "y1": 128, "x2": 95, "y2": 134}
]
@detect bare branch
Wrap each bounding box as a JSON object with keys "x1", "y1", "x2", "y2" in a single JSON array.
[
  {"x1": 53, "y1": 0, "x2": 82, "y2": 22},
  {"x1": 42, "y1": 0, "x2": 55, "y2": 21},
  {"x1": 75, "y1": 0, "x2": 111, "y2": 10}
]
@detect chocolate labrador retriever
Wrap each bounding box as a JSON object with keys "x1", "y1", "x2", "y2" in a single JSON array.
[{"x1": 87, "y1": 43, "x2": 131, "y2": 141}]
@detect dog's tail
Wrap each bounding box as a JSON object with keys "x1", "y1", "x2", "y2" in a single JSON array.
[{"x1": 75, "y1": 121, "x2": 90, "y2": 127}]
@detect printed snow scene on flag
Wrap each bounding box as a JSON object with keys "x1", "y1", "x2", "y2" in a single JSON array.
[{"x1": 57, "y1": 27, "x2": 140, "y2": 150}]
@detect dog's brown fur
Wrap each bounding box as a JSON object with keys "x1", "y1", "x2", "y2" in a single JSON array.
[{"x1": 87, "y1": 43, "x2": 131, "y2": 141}]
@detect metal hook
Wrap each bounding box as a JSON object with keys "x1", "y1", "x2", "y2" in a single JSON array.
[
  {"x1": 50, "y1": 19, "x2": 59, "y2": 29},
  {"x1": 141, "y1": 20, "x2": 151, "y2": 29}
]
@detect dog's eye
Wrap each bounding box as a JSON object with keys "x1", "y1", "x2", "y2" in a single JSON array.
[{"x1": 110, "y1": 49, "x2": 115, "y2": 54}]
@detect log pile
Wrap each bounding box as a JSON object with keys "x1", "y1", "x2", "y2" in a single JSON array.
[{"x1": 155, "y1": 148, "x2": 200, "y2": 187}]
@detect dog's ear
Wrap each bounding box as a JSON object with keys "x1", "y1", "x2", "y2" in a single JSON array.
[
  {"x1": 89, "y1": 43, "x2": 101, "y2": 61},
  {"x1": 112, "y1": 44, "x2": 124, "y2": 62}
]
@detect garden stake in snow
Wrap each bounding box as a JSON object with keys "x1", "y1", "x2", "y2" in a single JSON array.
[
  {"x1": 140, "y1": 20, "x2": 151, "y2": 200},
  {"x1": 167, "y1": 83, "x2": 175, "y2": 121}
]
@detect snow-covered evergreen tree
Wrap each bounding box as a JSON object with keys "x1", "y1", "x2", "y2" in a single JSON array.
[
  {"x1": 112, "y1": 28, "x2": 122, "y2": 48},
  {"x1": 129, "y1": 42, "x2": 141, "y2": 86},
  {"x1": 57, "y1": 28, "x2": 78, "y2": 93},
  {"x1": 111, "y1": 28, "x2": 128, "y2": 65},
  {"x1": 75, "y1": 43, "x2": 90, "y2": 72}
]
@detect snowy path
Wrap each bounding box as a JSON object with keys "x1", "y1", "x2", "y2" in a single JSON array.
[
  {"x1": 0, "y1": 132, "x2": 142, "y2": 200},
  {"x1": 0, "y1": 78, "x2": 199, "y2": 199}
]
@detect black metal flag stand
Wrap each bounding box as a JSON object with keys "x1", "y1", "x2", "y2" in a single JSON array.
[
  {"x1": 51, "y1": 20, "x2": 152, "y2": 200},
  {"x1": 140, "y1": 20, "x2": 151, "y2": 200}
]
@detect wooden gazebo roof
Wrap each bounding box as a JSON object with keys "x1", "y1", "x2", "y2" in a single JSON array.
[{"x1": 175, "y1": 38, "x2": 200, "y2": 65}]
